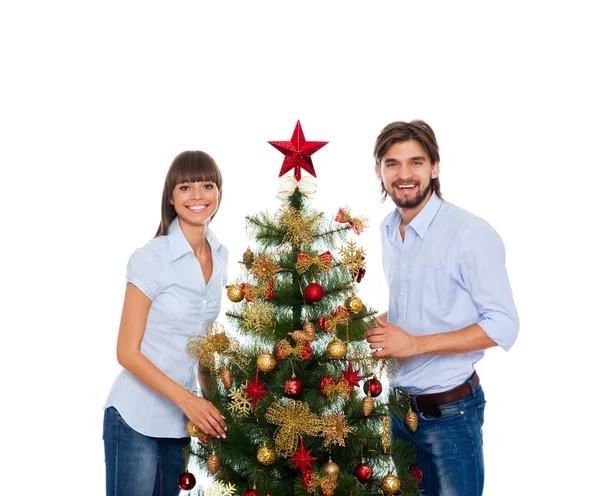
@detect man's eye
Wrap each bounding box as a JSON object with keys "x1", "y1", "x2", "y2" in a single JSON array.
[{"x1": 412, "y1": 162, "x2": 422, "y2": 166}]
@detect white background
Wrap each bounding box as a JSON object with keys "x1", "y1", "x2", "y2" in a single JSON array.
[{"x1": 1, "y1": 1, "x2": 598, "y2": 494}]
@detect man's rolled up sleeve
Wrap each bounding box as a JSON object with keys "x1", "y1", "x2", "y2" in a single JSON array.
[{"x1": 458, "y1": 226, "x2": 519, "y2": 351}]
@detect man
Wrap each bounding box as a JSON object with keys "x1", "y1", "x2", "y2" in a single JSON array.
[{"x1": 365, "y1": 120, "x2": 519, "y2": 496}]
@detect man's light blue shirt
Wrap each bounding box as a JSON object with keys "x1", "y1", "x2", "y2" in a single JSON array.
[
  {"x1": 381, "y1": 193, "x2": 519, "y2": 394},
  {"x1": 104, "y1": 217, "x2": 228, "y2": 437}
]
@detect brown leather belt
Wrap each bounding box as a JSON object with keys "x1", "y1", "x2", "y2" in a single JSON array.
[{"x1": 413, "y1": 371, "x2": 480, "y2": 417}]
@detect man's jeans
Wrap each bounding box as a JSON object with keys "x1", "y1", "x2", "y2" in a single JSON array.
[
  {"x1": 391, "y1": 383, "x2": 486, "y2": 496},
  {"x1": 103, "y1": 406, "x2": 189, "y2": 496}
]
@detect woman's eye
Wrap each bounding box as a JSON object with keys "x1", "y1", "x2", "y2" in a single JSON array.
[
  {"x1": 204, "y1": 184, "x2": 214, "y2": 189},
  {"x1": 179, "y1": 185, "x2": 190, "y2": 191}
]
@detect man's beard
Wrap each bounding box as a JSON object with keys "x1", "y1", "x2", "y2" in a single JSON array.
[{"x1": 388, "y1": 179, "x2": 432, "y2": 209}]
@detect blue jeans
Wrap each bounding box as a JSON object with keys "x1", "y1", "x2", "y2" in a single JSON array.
[
  {"x1": 103, "y1": 407, "x2": 189, "y2": 496},
  {"x1": 391, "y1": 382, "x2": 486, "y2": 496}
]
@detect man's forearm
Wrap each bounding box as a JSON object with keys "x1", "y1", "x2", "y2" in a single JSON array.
[{"x1": 413, "y1": 324, "x2": 497, "y2": 356}]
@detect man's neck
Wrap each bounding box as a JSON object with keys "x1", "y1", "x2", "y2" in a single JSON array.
[{"x1": 398, "y1": 190, "x2": 434, "y2": 226}]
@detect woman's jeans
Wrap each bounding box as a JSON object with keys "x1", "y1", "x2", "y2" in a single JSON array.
[
  {"x1": 103, "y1": 407, "x2": 189, "y2": 496},
  {"x1": 391, "y1": 383, "x2": 486, "y2": 496}
]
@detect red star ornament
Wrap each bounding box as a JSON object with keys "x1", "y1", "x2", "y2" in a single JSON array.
[
  {"x1": 242, "y1": 369, "x2": 270, "y2": 411},
  {"x1": 342, "y1": 360, "x2": 364, "y2": 397},
  {"x1": 269, "y1": 120, "x2": 328, "y2": 181},
  {"x1": 288, "y1": 436, "x2": 318, "y2": 475}
]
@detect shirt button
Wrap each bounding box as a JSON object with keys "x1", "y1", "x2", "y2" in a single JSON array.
[
  {"x1": 400, "y1": 292, "x2": 404, "y2": 296},
  {"x1": 202, "y1": 299, "x2": 207, "y2": 304},
  {"x1": 401, "y1": 263, "x2": 407, "y2": 268}
]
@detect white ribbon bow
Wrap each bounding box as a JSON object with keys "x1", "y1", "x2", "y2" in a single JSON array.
[{"x1": 277, "y1": 175, "x2": 317, "y2": 198}]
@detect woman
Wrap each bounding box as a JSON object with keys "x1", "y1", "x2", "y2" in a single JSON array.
[{"x1": 103, "y1": 150, "x2": 228, "y2": 496}]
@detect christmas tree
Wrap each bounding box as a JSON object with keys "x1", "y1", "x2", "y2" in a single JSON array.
[{"x1": 181, "y1": 121, "x2": 421, "y2": 496}]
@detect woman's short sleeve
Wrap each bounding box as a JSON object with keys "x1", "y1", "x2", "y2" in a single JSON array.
[{"x1": 126, "y1": 248, "x2": 165, "y2": 301}]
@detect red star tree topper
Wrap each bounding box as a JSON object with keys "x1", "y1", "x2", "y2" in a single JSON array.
[
  {"x1": 242, "y1": 369, "x2": 269, "y2": 411},
  {"x1": 288, "y1": 436, "x2": 318, "y2": 475},
  {"x1": 342, "y1": 360, "x2": 363, "y2": 397},
  {"x1": 268, "y1": 120, "x2": 328, "y2": 181}
]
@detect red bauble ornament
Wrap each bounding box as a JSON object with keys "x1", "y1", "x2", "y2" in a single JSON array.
[
  {"x1": 244, "y1": 490, "x2": 259, "y2": 496},
  {"x1": 354, "y1": 462, "x2": 373, "y2": 482},
  {"x1": 320, "y1": 375, "x2": 335, "y2": 396},
  {"x1": 268, "y1": 120, "x2": 328, "y2": 181},
  {"x1": 304, "y1": 282, "x2": 324, "y2": 303},
  {"x1": 363, "y1": 378, "x2": 383, "y2": 397},
  {"x1": 177, "y1": 471, "x2": 196, "y2": 490},
  {"x1": 284, "y1": 376, "x2": 303, "y2": 397},
  {"x1": 410, "y1": 466, "x2": 423, "y2": 482}
]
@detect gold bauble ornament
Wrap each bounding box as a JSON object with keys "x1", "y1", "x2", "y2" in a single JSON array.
[
  {"x1": 405, "y1": 404, "x2": 418, "y2": 432},
  {"x1": 362, "y1": 393, "x2": 374, "y2": 417},
  {"x1": 380, "y1": 471, "x2": 401, "y2": 494},
  {"x1": 227, "y1": 284, "x2": 244, "y2": 302},
  {"x1": 344, "y1": 293, "x2": 363, "y2": 314},
  {"x1": 256, "y1": 443, "x2": 277, "y2": 466},
  {"x1": 257, "y1": 351, "x2": 277, "y2": 372},
  {"x1": 326, "y1": 338, "x2": 347, "y2": 359},
  {"x1": 220, "y1": 368, "x2": 233, "y2": 389},
  {"x1": 207, "y1": 451, "x2": 221, "y2": 475},
  {"x1": 322, "y1": 456, "x2": 340, "y2": 476},
  {"x1": 186, "y1": 421, "x2": 207, "y2": 439}
]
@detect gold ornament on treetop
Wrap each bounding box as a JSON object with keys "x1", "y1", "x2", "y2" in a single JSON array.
[
  {"x1": 381, "y1": 472, "x2": 401, "y2": 494},
  {"x1": 276, "y1": 205, "x2": 321, "y2": 248},
  {"x1": 256, "y1": 443, "x2": 277, "y2": 466},
  {"x1": 257, "y1": 350, "x2": 277, "y2": 372},
  {"x1": 326, "y1": 337, "x2": 347, "y2": 359},
  {"x1": 207, "y1": 451, "x2": 221, "y2": 475},
  {"x1": 227, "y1": 284, "x2": 244, "y2": 303}
]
